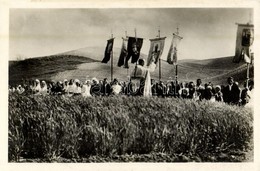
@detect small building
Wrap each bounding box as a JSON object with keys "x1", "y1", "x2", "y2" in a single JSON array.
[{"x1": 233, "y1": 23, "x2": 254, "y2": 63}]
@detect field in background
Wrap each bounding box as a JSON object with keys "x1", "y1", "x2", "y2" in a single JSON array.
[
  {"x1": 9, "y1": 46, "x2": 253, "y2": 87},
  {"x1": 9, "y1": 94, "x2": 253, "y2": 162}
]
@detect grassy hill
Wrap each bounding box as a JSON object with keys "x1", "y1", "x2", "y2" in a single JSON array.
[
  {"x1": 9, "y1": 55, "x2": 98, "y2": 86},
  {"x1": 9, "y1": 47, "x2": 253, "y2": 86}
]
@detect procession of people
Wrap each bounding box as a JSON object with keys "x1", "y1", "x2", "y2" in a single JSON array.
[{"x1": 9, "y1": 74, "x2": 254, "y2": 107}]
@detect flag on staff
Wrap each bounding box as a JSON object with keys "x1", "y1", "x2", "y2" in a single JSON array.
[
  {"x1": 167, "y1": 34, "x2": 182, "y2": 65},
  {"x1": 146, "y1": 37, "x2": 166, "y2": 67},
  {"x1": 124, "y1": 37, "x2": 143, "y2": 68},
  {"x1": 241, "y1": 48, "x2": 252, "y2": 64},
  {"x1": 101, "y1": 38, "x2": 114, "y2": 63},
  {"x1": 117, "y1": 37, "x2": 128, "y2": 67}
]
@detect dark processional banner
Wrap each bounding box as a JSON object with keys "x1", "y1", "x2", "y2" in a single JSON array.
[
  {"x1": 117, "y1": 37, "x2": 128, "y2": 67},
  {"x1": 101, "y1": 38, "x2": 114, "y2": 63},
  {"x1": 124, "y1": 37, "x2": 143, "y2": 68}
]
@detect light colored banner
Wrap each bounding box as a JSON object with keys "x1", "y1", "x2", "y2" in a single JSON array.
[{"x1": 146, "y1": 37, "x2": 166, "y2": 67}]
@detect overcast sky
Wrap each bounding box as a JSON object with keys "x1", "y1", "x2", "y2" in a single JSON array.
[{"x1": 9, "y1": 8, "x2": 253, "y2": 61}]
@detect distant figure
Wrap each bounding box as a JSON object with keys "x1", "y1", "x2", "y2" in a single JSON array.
[
  {"x1": 16, "y1": 85, "x2": 25, "y2": 94},
  {"x1": 126, "y1": 79, "x2": 134, "y2": 96},
  {"x1": 82, "y1": 80, "x2": 92, "y2": 97},
  {"x1": 67, "y1": 79, "x2": 76, "y2": 96},
  {"x1": 223, "y1": 77, "x2": 241, "y2": 105},
  {"x1": 33, "y1": 79, "x2": 41, "y2": 95},
  {"x1": 90, "y1": 77, "x2": 101, "y2": 96},
  {"x1": 151, "y1": 79, "x2": 157, "y2": 96},
  {"x1": 180, "y1": 82, "x2": 189, "y2": 99},
  {"x1": 188, "y1": 82, "x2": 196, "y2": 99},
  {"x1": 74, "y1": 79, "x2": 82, "y2": 96},
  {"x1": 102, "y1": 78, "x2": 111, "y2": 96},
  {"x1": 111, "y1": 79, "x2": 122, "y2": 95},
  {"x1": 204, "y1": 85, "x2": 213, "y2": 100},
  {"x1": 130, "y1": 58, "x2": 156, "y2": 96},
  {"x1": 63, "y1": 79, "x2": 69, "y2": 94},
  {"x1": 214, "y1": 85, "x2": 223, "y2": 102},
  {"x1": 241, "y1": 80, "x2": 254, "y2": 106},
  {"x1": 244, "y1": 80, "x2": 254, "y2": 108},
  {"x1": 195, "y1": 79, "x2": 205, "y2": 101},
  {"x1": 157, "y1": 81, "x2": 167, "y2": 97},
  {"x1": 40, "y1": 81, "x2": 48, "y2": 95},
  {"x1": 56, "y1": 81, "x2": 64, "y2": 95}
]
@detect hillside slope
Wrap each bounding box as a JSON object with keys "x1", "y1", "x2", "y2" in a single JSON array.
[
  {"x1": 9, "y1": 46, "x2": 253, "y2": 86},
  {"x1": 9, "y1": 55, "x2": 98, "y2": 86}
]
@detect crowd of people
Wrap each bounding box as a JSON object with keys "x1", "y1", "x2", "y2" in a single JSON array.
[{"x1": 9, "y1": 76, "x2": 254, "y2": 106}]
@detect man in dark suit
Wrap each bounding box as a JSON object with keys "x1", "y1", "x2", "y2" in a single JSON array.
[
  {"x1": 102, "y1": 78, "x2": 111, "y2": 96},
  {"x1": 223, "y1": 77, "x2": 241, "y2": 105}
]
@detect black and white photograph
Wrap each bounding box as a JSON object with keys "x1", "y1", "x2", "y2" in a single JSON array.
[{"x1": 1, "y1": 1, "x2": 259, "y2": 170}]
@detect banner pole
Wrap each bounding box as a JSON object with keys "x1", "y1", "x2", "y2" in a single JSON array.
[
  {"x1": 158, "y1": 27, "x2": 161, "y2": 81},
  {"x1": 125, "y1": 31, "x2": 129, "y2": 78},
  {"x1": 174, "y1": 64, "x2": 177, "y2": 97},
  {"x1": 134, "y1": 28, "x2": 138, "y2": 76},
  {"x1": 246, "y1": 63, "x2": 250, "y2": 88},
  {"x1": 111, "y1": 32, "x2": 113, "y2": 82},
  {"x1": 111, "y1": 49, "x2": 113, "y2": 82},
  {"x1": 175, "y1": 63, "x2": 178, "y2": 86}
]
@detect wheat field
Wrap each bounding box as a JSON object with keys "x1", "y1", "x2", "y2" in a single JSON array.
[{"x1": 8, "y1": 93, "x2": 253, "y2": 162}]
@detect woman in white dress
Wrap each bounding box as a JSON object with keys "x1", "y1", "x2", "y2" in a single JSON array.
[
  {"x1": 33, "y1": 79, "x2": 42, "y2": 95},
  {"x1": 74, "y1": 79, "x2": 82, "y2": 96},
  {"x1": 40, "y1": 80, "x2": 48, "y2": 95},
  {"x1": 81, "y1": 80, "x2": 92, "y2": 97}
]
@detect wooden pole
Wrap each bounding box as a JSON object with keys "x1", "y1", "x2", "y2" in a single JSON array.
[
  {"x1": 158, "y1": 27, "x2": 161, "y2": 81},
  {"x1": 125, "y1": 31, "x2": 129, "y2": 77},
  {"x1": 134, "y1": 28, "x2": 138, "y2": 77},
  {"x1": 175, "y1": 63, "x2": 178, "y2": 86},
  {"x1": 111, "y1": 32, "x2": 113, "y2": 82},
  {"x1": 175, "y1": 26, "x2": 182, "y2": 93},
  {"x1": 174, "y1": 64, "x2": 177, "y2": 96},
  {"x1": 246, "y1": 63, "x2": 250, "y2": 88}
]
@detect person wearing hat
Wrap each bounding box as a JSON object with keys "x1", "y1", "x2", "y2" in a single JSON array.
[{"x1": 223, "y1": 77, "x2": 241, "y2": 105}]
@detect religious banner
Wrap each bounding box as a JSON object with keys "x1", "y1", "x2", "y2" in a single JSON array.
[
  {"x1": 167, "y1": 34, "x2": 182, "y2": 65},
  {"x1": 146, "y1": 37, "x2": 166, "y2": 67},
  {"x1": 117, "y1": 37, "x2": 128, "y2": 67},
  {"x1": 101, "y1": 38, "x2": 114, "y2": 63},
  {"x1": 124, "y1": 37, "x2": 143, "y2": 68}
]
